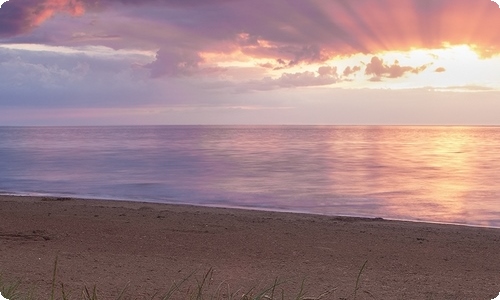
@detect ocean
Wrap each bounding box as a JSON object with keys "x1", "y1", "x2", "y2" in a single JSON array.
[{"x1": 0, "y1": 125, "x2": 499, "y2": 228}]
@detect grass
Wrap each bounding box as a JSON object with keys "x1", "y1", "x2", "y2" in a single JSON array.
[{"x1": 0, "y1": 258, "x2": 369, "y2": 300}]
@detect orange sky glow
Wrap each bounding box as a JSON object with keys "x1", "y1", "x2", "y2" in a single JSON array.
[{"x1": 0, "y1": 0, "x2": 499, "y2": 125}]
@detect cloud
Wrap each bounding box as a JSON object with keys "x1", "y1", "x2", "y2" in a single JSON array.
[
  {"x1": 145, "y1": 48, "x2": 204, "y2": 78},
  {"x1": 2, "y1": 0, "x2": 500, "y2": 58},
  {"x1": 286, "y1": 44, "x2": 329, "y2": 66},
  {"x1": 0, "y1": 0, "x2": 237, "y2": 38},
  {"x1": 240, "y1": 65, "x2": 339, "y2": 91},
  {"x1": 431, "y1": 85, "x2": 495, "y2": 92},
  {"x1": 0, "y1": 1, "x2": 499, "y2": 99},
  {"x1": 1, "y1": 0, "x2": 500, "y2": 126},
  {"x1": 365, "y1": 56, "x2": 428, "y2": 81},
  {"x1": 0, "y1": 45, "x2": 167, "y2": 108},
  {"x1": 145, "y1": 47, "x2": 228, "y2": 78},
  {"x1": 1, "y1": 0, "x2": 498, "y2": 89},
  {"x1": 274, "y1": 66, "x2": 339, "y2": 88},
  {"x1": 343, "y1": 65, "x2": 361, "y2": 77},
  {"x1": 0, "y1": 0, "x2": 84, "y2": 37}
]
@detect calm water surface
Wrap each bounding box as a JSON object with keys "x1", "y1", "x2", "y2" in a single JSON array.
[{"x1": 0, "y1": 126, "x2": 499, "y2": 227}]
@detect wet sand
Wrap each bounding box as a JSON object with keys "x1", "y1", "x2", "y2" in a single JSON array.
[{"x1": 0, "y1": 195, "x2": 499, "y2": 299}]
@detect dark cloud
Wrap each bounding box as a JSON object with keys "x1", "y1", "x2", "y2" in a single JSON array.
[
  {"x1": 145, "y1": 48, "x2": 203, "y2": 77},
  {"x1": 258, "y1": 58, "x2": 288, "y2": 70},
  {"x1": 287, "y1": 44, "x2": 328, "y2": 65},
  {"x1": 0, "y1": 0, "x2": 237, "y2": 38},
  {"x1": 0, "y1": 0, "x2": 85, "y2": 38},
  {"x1": 365, "y1": 56, "x2": 428, "y2": 81},
  {"x1": 144, "y1": 47, "x2": 225, "y2": 77},
  {"x1": 97, "y1": 0, "x2": 237, "y2": 7}
]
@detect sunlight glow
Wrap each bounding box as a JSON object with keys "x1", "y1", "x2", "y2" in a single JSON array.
[{"x1": 200, "y1": 42, "x2": 500, "y2": 91}]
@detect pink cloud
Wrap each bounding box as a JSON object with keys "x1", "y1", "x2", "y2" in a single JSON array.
[
  {"x1": 0, "y1": 0, "x2": 84, "y2": 37},
  {"x1": 343, "y1": 66, "x2": 361, "y2": 77}
]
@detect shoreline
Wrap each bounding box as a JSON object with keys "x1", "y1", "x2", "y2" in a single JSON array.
[
  {"x1": 1, "y1": 195, "x2": 500, "y2": 299},
  {"x1": 2, "y1": 192, "x2": 498, "y2": 230}
]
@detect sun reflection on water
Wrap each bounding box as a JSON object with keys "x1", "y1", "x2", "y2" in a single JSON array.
[{"x1": 1, "y1": 126, "x2": 499, "y2": 227}]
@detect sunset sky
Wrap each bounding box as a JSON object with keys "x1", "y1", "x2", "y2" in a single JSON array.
[{"x1": 1, "y1": 0, "x2": 499, "y2": 125}]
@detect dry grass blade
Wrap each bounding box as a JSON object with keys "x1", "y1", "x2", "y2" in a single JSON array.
[
  {"x1": 82, "y1": 285, "x2": 98, "y2": 300},
  {"x1": 0, "y1": 278, "x2": 21, "y2": 299},
  {"x1": 50, "y1": 256, "x2": 58, "y2": 300},
  {"x1": 0, "y1": 263, "x2": 348, "y2": 300},
  {"x1": 353, "y1": 260, "x2": 368, "y2": 300},
  {"x1": 159, "y1": 270, "x2": 196, "y2": 300}
]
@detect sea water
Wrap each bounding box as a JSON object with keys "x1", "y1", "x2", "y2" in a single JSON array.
[{"x1": 0, "y1": 125, "x2": 499, "y2": 227}]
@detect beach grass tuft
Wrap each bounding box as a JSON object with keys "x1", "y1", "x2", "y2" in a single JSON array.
[{"x1": 0, "y1": 257, "x2": 368, "y2": 300}]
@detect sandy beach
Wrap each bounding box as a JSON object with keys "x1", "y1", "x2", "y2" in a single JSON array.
[{"x1": 0, "y1": 195, "x2": 499, "y2": 299}]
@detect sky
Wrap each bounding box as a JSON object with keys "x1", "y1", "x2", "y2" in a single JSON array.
[{"x1": 0, "y1": 0, "x2": 500, "y2": 125}]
